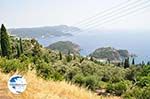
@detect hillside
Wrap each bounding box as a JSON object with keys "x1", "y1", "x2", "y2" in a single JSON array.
[
  {"x1": 0, "y1": 24, "x2": 150, "y2": 99},
  {"x1": 47, "y1": 41, "x2": 80, "y2": 54},
  {"x1": 0, "y1": 71, "x2": 102, "y2": 99},
  {"x1": 8, "y1": 25, "x2": 80, "y2": 38},
  {"x1": 89, "y1": 47, "x2": 130, "y2": 61}
]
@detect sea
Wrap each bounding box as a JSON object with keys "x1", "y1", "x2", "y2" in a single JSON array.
[{"x1": 37, "y1": 30, "x2": 150, "y2": 64}]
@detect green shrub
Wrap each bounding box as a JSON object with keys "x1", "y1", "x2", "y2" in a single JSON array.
[
  {"x1": 51, "y1": 72, "x2": 64, "y2": 81},
  {"x1": 123, "y1": 87, "x2": 143, "y2": 99},
  {"x1": 140, "y1": 66, "x2": 150, "y2": 76},
  {"x1": 73, "y1": 74, "x2": 85, "y2": 86},
  {"x1": 80, "y1": 63, "x2": 97, "y2": 76},
  {"x1": 65, "y1": 66, "x2": 81, "y2": 81},
  {"x1": 101, "y1": 74, "x2": 110, "y2": 82},
  {"x1": 137, "y1": 76, "x2": 150, "y2": 87},
  {"x1": 101, "y1": 67, "x2": 126, "y2": 83},
  {"x1": 142, "y1": 86, "x2": 150, "y2": 99},
  {"x1": 84, "y1": 76, "x2": 99, "y2": 90},
  {"x1": 35, "y1": 59, "x2": 54, "y2": 80},
  {"x1": 98, "y1": 81, "x2": 108, "y2": 89},
  {"x1": 0, "y1": 57, "x2": 28, "y2": 73},
  {"x1": 106, "y1": 81, "x2": 127, "y2": 96}
]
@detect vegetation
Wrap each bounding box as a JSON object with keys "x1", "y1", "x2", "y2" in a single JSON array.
[
  {"x1": 0, "y1": 24, "x2": 150, "y2": 99},
  {"x1": 89, "y1": 47, "x2": 130, "y2": 61},
  {"x1": 8, "y1": 25, "x2": 80, "y2": 38},
  {"x1": 47, "y1": 41, "x2": 80, "y2": 55},
  {"x1": 0, "y1": 24, "x2": 11, "y2": 58}
]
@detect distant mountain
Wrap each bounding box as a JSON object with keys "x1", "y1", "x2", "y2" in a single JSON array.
[
  {"x1": 89, "y1": 47, "x2": 130, "y2": 61},
  {"x1": 47, "y1": 41, "x2": 80, "y2": 55},
  {"x1": 8, "y1": 25, "x2": 81, "y2": 38}
]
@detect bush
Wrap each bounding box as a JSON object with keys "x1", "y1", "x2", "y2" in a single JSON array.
[
  {"x1": 80, "y1": 63, "x2": 97, "y2": 76},
  {"x1": 98, "y1": 81, "x2": 108, "y2": 89},
  {"x1": 0, "y1": 57, "x2": 28, "y2": 73},
  {"x1": 137, "y1": 76, "x2": 150, "y2": 87},
  {"x1": 35, "y1": 59, "x2": 54, "y2": 80},
  {"x1": 84, "y1": 76, "x2": 99, "y2": 90},
  {"x1": 101, "y1": 67, "x2": 126, "y2": 83},
  {"x1": 51, "y1": 72, "x2": 64, "y2": 81},
  {"x1": 123, "y1": 86, "x2": 150, "y2": 99},
  {"x1": 101, "y1": 74, "x2": 110, "y2": 82},
  {"x1": 142, "y1": 86, "x2": 150, "y2": 99},
  {"x1": 123, "y1": 87, "x2": 143, "y2": 99},
  {"x1": 65, "y1": 66, "x2": 81, "y2": 81},
  {"x1": 140, "y1": 65, "x2": 150, "y2": 76},
  {"x1": 73, "y1": 74, "x2": 85, "y2": 86},
  {"x1": 106, "y1": 81, "x2": 127, "y2": 96}
]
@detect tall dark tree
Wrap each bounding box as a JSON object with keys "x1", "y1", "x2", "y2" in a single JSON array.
[
  {"x1": 90, "y1": 56, "x2": 94, "y2": 61},
  {"x1": 107, "y1": 59, "x2": 111, "y2": 64},
  {"x1": 59, "y1": 51, "x2": 62, "y2": 60},
  {"x1": 132, "y1": 58, "x2": 135, "y2": 65},
  {"x1": 0, "y1": 24, "x2": 11, "y2": 57},
  {"x1": 19, "y1": 38, "x2": 23, "y2": 53},
  {"x1": 124, "y1": 57, "x2": 130, "y2": 68},
  {"x1": 147, "y1": 61, "x2": 150, "y2": 65},
  {"x1": 142, "y1": 61, "x2": 145, "y2": 66},
  {"x1": 16, "y1": 44, "x2": 21, "y2": 57},
  {"x1": 66, "y1": 50, "x2": 72, "y2": 62}
]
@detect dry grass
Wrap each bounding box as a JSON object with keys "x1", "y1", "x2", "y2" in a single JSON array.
[{"x1": 0, "y1": 71, "x2": 121, "y2": 99}]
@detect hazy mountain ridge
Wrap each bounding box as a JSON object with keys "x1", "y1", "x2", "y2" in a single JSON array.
[{"x1": 8, "y1": 25, "x2": 81, "y2": 38}]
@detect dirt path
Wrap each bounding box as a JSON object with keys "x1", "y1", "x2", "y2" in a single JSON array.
[{"x1": 0, "y1": 82, "x2": 12, "y2": 99}]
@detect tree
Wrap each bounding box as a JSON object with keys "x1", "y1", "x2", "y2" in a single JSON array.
[
  {"x1": 19, "y1": 38, "x2": 23, "y2": 53},
  {"x1": 59, "y1": 51, "x2": 62, "y2": 60},
  {"x1": 124, "y1": 57, "x2": 130, "y2": 68},
  {"x1": 142, "y1": 61, "x2": 145, "y2": 66},
  {"x1": 147, "y1": 61, "x2": 150, "y2": 65},
  {"x1": 0, "y1": 24, "x2": 11, "y2": 58},
  {"x1": 107, "y1": 59, "x2": 111, "y2": 64},
  {"x1": 66, "y1": 50, "x2": 72, "y2": 62},
  {"x1": 17, "y1": 44, "x2": 21, "y2": 57},
  {"x1": 132, "y1": 58, "x2": 135, "y2": 65},
  {"x1": 90, "y1": 56, "x2": 94, "y2": 61}
]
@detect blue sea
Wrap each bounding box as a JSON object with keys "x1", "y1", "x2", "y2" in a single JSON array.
[{"x1": 37, "y1": 30, "x2": 150, "y2": 64}]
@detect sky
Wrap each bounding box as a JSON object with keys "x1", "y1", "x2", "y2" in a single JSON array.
[{"x1": 0, "y1": 0, "x2": 150, "y2": 30}]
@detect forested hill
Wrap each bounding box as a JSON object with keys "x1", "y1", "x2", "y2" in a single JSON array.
[
  {"x1": 47, "y1": 41, "x2": 80, "y2": 55},
  {"x1": 89, "y1": 47, "x2": 130, "y2": 61},
  {"x1": 8, "y1": 25, "x2": 80, "y2": 38}
]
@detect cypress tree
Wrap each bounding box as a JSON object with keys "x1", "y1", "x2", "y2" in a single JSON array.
[
  {"x1": 107, "y1": 59, "x2": 111, "y2": 64},
  {"x1": 132, "y1": 58, "x2": 135, "y2": 65},
  {"x1": 17, "y1": 44, "x2": 21, "y2": 57},
  {"x1": 90, "y1": 56, "x2": 94, "y2": 61},
  {"x1": 59, "y1": 51, "x2": 62, "y2": 60},
  {"x1": 19, "y1": 38, "x2": 23, "y2": 53},
  {"x1": 124, "y1": 57, "x2": 130, "y2": 68},
  {"x1": 66, "y1": 50, "x2": 72, "y2": 62},
  {"x1": 142, "y1": 61, "x2": 145, "y2": 66},
  {"x1": 0, "y1": 24, "x2": 11, "y2": 58},
  {"x1": 147, "y1": 61, "x2": 150, "y2": 65}
]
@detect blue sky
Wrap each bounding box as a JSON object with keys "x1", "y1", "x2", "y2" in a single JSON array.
[{"x1": 0, "y1": 0, "x2": 150, "y2": 30}]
